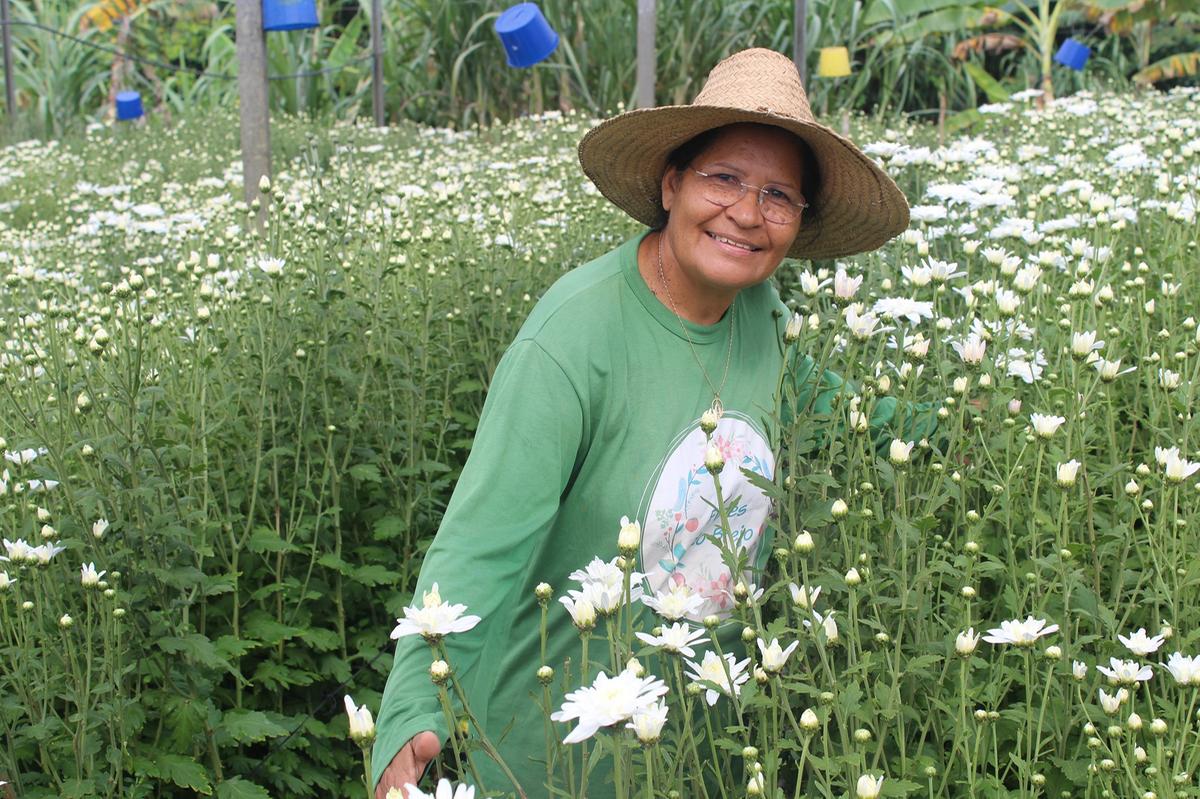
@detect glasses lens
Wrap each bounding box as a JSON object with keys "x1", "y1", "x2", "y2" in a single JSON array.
[
  {"x1": 761, "y1": 197, "x2": 802, "y2": 225},
  {"x1": 699, "y1": 173, "x2": 743, "y2": 207}
]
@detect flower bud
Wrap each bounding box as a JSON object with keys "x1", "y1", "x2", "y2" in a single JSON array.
[
  {"x1": 845, "y1": 567, "x2": 862, "y2": 587},
  {"x1": 704, "y1": 444, "x2": 725, "y2": 474},
  {"x1": 430, "y1": 660, "x2": 451, "y2": 684},
  {"x1": 537, "y1": 665, "x2": 554, "y2": 685},
  {"x1": 794, "y1": 531, "x2": 815, "y2": 554},
  {"x1": 699, "y1": 409, "x2": 720, "y2": 435},
  {"x1": 830, "y1": 499, "x2": 849, "y2": 519},
  {"x1": 800, "y1": 708, "x2": 819, "y2": 732},
  {"x1": 617, "y1": 516, "x2": 641, "y2": 556},
  {"x1": 535, "y1": 582, "x2": 553, "y2": 603}
]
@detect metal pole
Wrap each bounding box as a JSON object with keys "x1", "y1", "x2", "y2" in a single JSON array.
[
  {"x1": 371, "y1": 0, "x2": 384, "y2": 126},
  {"x1": 1, "y1": 0, "x2": 15, "y2": 117},
  {"x1": 235, "y1": 0, "x2": 271, "y2": 225},
  {"x1": 636, "y1": 0, "x2": 655, "y2": 109},
  {"x1": 793, "y1": 0, "x2": 807, "y2": 89}
]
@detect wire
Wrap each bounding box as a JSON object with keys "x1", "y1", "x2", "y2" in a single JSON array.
[
  {"x1": 245, "y1": 642, "x2": 393, "y2": 781},
  {"x1": 0, "y1": 19, "x2": 377, "y2": 82}
]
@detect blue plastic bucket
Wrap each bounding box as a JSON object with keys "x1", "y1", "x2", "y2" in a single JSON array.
[
  {"x1": 263, "y1": 0, "x2": 318, "y2": 31},
  {"x1": 115, "y1": 90, "x2": 143, "y2": 121},
  {"x1": 1054, "y1": 38, "x2": 1090, "y2": 71},
  {"x1": 494, "y1": 3, "x2": 559, "y2": 68}
]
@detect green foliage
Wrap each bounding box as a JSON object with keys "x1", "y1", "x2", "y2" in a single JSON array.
[
  {"x1": 3, "y1": 0, "x2": 1195, "y2": 137},
  {"x1": 0, "y1": 82, "x2": 1198, "y2": 797}
]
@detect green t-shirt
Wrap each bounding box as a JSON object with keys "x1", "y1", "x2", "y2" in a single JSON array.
[{"x1": 372, "y1": 231, "x2": 935, "y2": 796}]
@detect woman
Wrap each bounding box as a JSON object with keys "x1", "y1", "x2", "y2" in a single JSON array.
[{"x1": 373, "y1": 48, "x2": 925, "y2": 798}]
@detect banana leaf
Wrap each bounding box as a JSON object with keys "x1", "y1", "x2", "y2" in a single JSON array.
[
  {"x1": 1133, "y1": 51, "x2": 1200, "y2": 84},
  {"x1": 962, "y1": 60, "x2": 1012, "y2": 103}
]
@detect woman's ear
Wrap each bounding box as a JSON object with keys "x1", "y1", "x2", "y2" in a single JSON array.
[{"x1": 660, "y1": 167, "x2": 681, "y2": 214}]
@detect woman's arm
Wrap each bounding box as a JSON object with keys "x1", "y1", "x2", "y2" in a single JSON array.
[{"x1": 372, "y1": 338, "x2": 584, "y2": 792}]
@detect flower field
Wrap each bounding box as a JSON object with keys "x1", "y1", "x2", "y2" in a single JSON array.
[{"x1": 1, "y1": 85, "x2": 1199, "y2": 798}]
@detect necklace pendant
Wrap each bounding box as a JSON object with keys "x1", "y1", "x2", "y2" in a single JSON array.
[{"x1": 709, "y1": 397, "x2": 724, "y2": 418}]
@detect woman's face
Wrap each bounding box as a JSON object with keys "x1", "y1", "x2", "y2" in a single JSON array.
[{"x1": 660, "y1": 124, "x2": 807, "y2": 305}]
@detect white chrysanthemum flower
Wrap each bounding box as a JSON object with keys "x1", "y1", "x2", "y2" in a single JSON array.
[
  {"x1": 757, "y1": 637, "x2": 800, "y2": 673},
  {"x1": 1030, "y1": 413, "x2": 1066, "y2": 438},
  {"x1": 956, "y1": 628, "x2": 980, "y2": 656},
  {"x1": 1070, "y1": 330, "x2": 1103, "y2": 358},
  {"x1": 390, "y1": 583, "x2": 482, "y2": 642},
  {"x1": 788, "y1": 583, "x2": 821, "y2": 609},
  {"x1": 641, "y1": 582, "x2": 706, "y2": 621},
  {"x1": 559, "y1": 595, "x2": 597, "y2": 631},
  {"x1": 550, "y1": 665, "x2": 668, "y2": 744},
  {"x1": 889, "y1": 439, "x2": 915, "y2": 465},
  {"x1": 871, "y1": 297, "x2": 934, "y2": 326},
  {"x1": 952, "y1": 334, "x2": 987, "y2": 365},
  {"x1": 257, "y1": 256, "x2": 285, "y2": 277},
  {"x1": 1098, "y1": 687, "x2": 1125, "y2": 715},
  {"x1": 845, "y1": 306, "x2": 881, "y2": 340},
  {"x1": 626, "y1": 700, "x2": 669, "y2": 743},
  {"x1": 856, "y1": 774, "x2": 885, "y2": 799},
  {"x1": 635, "y1": 622, "x2": 707, "y2": 658},
  {"x1": 833, "y1": 269, "x2": 863, "y2": 301},
  {"x1": 901, "y1": 264, "x2": 932, "y2": 287},
  {"x1": 1162, "y1": 450, "x2": 1200, "y2": 483},
  {"x1": 344, "y1": 694, "x2": 375, "y2": 744},
  {"x1": 30, "y1": 542, "x2": 66, "y2": 565},
  {"x1": 1056, "y1": 459, "x2": 1081, "y2": 488},
  {"x1": 685, "y1": 650, "x2": 751, "y2": 706},
  {"x1": 80, "y1": 562, "x2": 106, "y2": 588},
  {"x1": 402, "y1": 778, "x2": 489, "y2": 799},
  {"x1": 1164, "y1": 652, "x2": 1200, "y2": 686},
  {"x1": 1119, "y1": 628, "x2": 1166, "y2": 656},
  {"x1": 1096, "y1": 657, "x2": 1154, "y2": 685},
  {"x1": 1154, "y1": 446, "x2": 1180, "y2": 467},
  {"x1": 983, "y1": 616, "x2": 1059, "y2": 647},
  {"x1": 803, "y1": 609, "x2": 839, "y2": 643}
]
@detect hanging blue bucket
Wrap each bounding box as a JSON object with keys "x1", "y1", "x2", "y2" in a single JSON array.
[
  {"x1": 1054, "y1": 37, "x2": 1090, "y2": 71},
  {"x1": 262, "y1": 0, "x2": 318, "y2": 31},
  {"x1": 494, "y1": 3, "x2": 559, "y2": 68},
  {"x1": 115, "y1": 90, "x2": 143, "y2": 121}
]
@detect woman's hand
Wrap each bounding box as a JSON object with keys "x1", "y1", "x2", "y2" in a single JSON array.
[{"x1": 374, "y1": 731, "x2": 442, "y2": 799}]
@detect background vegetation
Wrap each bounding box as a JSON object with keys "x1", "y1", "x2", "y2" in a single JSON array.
[{"x1": 0, "y1": 0, "x2": 1196, "y2": 138}]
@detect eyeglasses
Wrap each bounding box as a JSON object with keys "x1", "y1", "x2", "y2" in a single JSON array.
[{"x1": 691, "y1": 168, "x2": 809, "y2": 225}]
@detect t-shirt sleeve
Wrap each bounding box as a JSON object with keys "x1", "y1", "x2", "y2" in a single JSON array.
[
  {"x1": 372, "y1": 338, "x2": 584, "y2": 787},
  {"x1": 785, "y1": 351, "x2": 939, "y2": 452}
]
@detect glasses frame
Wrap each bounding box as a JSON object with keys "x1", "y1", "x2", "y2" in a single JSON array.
[{"x1": 690, "y1": 168, "x2": 810, "y2": 225}]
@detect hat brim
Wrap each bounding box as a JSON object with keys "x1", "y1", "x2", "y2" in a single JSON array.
[{"x1": 578, "y1": 105, "x2": 910, "y2": 260}]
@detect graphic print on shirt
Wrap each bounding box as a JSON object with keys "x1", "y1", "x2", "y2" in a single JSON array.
[{"x1": 638, "y1": 413, "x2": 775, "y2": 621}]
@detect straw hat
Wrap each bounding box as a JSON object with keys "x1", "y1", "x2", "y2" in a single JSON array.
[{"x1": 578, "y1": 48, "x2": 910, "y2": 260}]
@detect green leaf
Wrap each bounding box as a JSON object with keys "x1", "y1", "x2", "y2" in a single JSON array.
[
  {"x1": 157, "y1": 633, "x2": 229, "y2": 671},
  {"x1": 353, "y1": 563, "x2": 400, "y2": 586},
  {"x1": 349, "y1": 462, "x2": 383, "y2": 483},
  {"x1": 247, "y1": 526, "x2": 301, "y2": 554},
  {"x1": 216, "y1": 778, "x2": 272, "y2": 799},
  {"x1": 373, "y1": 514, "x2": 408, "y2": 541},
  {"x1": 963, "y1": 61, "x2": 1011, "y2": 104},
  {"x1": 218, "y1": 709, "x2": 288, "y2": 744},
  {"x1": 242, "y1": 611, "x2": 303, "y2": 645},
  {"x1": 135, "y1": 753, "x2": 213, "y2": 794}
]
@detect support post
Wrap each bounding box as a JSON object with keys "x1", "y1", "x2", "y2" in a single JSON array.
[
  {"x1": 1, "y1": 0, "x2": 15, "y2": 117},
  {"x1": 371, "y1": 0, "x2": 384, "y2": 126},
  {"x1": 793, "y1": 0, "x2": 807, "y2": 88},
  {"x1": 636, "y1": 0, "x2": 655, "y2": 109},
  {"x1": 235, "y1": 0, "x2": 271, "y2": 227}
]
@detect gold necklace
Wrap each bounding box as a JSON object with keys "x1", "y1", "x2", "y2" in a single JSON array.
[{"x1": 655, "y1": 233, "x2": 735, "y2": 418}]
